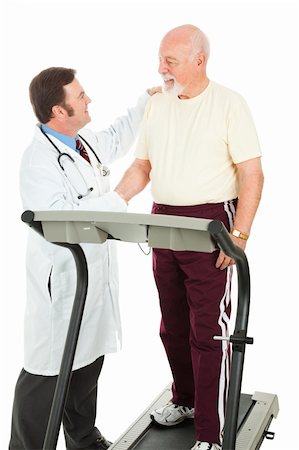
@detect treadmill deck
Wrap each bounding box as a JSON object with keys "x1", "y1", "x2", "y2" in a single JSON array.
[{"x1": 109, "y1": 385, "x2": 278, "y2": 450}]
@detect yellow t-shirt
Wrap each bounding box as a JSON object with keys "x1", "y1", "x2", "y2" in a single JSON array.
[{"x1": 135, "y1": 81, "x2": 261, "y2": 205}]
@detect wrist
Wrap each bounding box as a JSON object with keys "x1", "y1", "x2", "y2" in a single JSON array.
[
  {"x1": 231, "y1": 228, "x2": 249, "y2": 241},
  {"x1": 115, "y1": 189, "x2": 129, "y2": 205}
]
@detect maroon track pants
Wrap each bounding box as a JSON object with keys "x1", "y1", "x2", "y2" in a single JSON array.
[{"x1": 152, "y1": 200, "x2": 236, "y2": 444}]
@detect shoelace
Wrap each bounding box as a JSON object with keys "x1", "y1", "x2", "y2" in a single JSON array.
[
  {"x1": 160, "y1": 403, "x2": 193, "y2": 414},
  {"x1": 174, "y1": 404, "x2": 193, "y2": 414}
]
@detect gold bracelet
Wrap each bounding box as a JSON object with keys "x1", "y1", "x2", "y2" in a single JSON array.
[{"x1": 231, "y1": 228, "x2": 249, "y2": 241}]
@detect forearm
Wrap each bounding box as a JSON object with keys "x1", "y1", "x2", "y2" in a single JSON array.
[
  {"x1": 234, "y1": 162, "x2": 264, "y2": 235},
  {"x1": 114, "y1": 159, "x2": 151, "y2": 203},
  {"x1": 216, "y1": 159, "x2": 263, "y2": 269}
]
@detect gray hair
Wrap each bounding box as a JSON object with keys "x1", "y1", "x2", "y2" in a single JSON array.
[{"x1": 190, "y1": 28, "x2": 210, "y2": 59}]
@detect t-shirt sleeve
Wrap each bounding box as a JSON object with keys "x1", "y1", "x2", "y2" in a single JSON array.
[{"x1": 227, "y1": 95, "x2": 262, "y2": 163}]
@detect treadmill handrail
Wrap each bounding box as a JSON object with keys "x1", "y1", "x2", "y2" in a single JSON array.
[
  {"x1": 43, "y1": 243, "x2": 88, "y2": 450},
  {"x1": 208, "y1": 220, "x2": 251, "y2": 450},
  {"x1": 21, "y1": 210, "x2": 253, "y2": 450},
  {"x1": 208, "y1": 220, "x2": 251, "y2": 334}
]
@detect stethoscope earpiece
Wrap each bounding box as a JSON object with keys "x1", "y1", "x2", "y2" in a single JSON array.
[{"x1": 78, "y1": 187, "x2": 93, "y2": 200}]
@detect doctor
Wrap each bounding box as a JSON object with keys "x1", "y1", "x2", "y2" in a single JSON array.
[{"x1": 9, "y1": 67, "x2": 160, "y2": 450}]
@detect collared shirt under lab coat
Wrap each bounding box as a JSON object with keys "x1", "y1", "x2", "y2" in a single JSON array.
[{"x1": 20, "y1": 93, "x2": 149, "y2": 376}]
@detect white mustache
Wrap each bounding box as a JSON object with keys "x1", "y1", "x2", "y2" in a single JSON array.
[{"x1": 162, "y1": 76, "x2": 176, "y2": 82}]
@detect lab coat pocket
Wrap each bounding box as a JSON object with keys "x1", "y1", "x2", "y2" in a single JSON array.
[
  {"x1": 51, "y1": 269, "x2": 76, "y2": 319},
  {"x1": 48, "y1": 266, "x2": 53, "y2": 302}
]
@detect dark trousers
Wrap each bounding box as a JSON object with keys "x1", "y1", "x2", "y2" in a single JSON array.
[
  {"x1": 9, "y1": 356, "x2": 105, "y2": 450},
  {"x1": 152, "y1": 201, "x2": 236, "y2": 445}
]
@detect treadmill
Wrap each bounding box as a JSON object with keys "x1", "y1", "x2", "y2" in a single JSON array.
[{"x1": 21, "y1": 210, "x2": 279, "y2": 450}]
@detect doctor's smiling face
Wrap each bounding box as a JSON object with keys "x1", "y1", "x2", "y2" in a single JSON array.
[
  {"x1": 30, "y1": 67, "x2": 92, "y2": 137},
  {"x1": 61, "y1": 78, "x2": 92, "y2": 132}
]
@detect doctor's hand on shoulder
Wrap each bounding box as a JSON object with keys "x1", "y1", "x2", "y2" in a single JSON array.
[{"x1": 147, "y1": 86, "x2": 162, "y2": 96}]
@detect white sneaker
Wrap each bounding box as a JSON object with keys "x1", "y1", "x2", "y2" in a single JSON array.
[
  {"x1": 150, "y1": 401, "x2": 194, "y2": 426},
  {"x1": 191, "y1": 442, "x2": 221, "y2": 450}
]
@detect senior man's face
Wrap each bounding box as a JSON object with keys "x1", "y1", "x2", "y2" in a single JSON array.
[{"x1": 158, "y1": 40, "x2": 197, "y2": 96}]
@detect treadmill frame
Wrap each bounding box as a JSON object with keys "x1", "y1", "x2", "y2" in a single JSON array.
[{"x1": 21, "y1": 210, "x2": 278, "y2": 450}]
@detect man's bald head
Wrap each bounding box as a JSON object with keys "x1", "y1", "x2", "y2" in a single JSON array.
[{"x1": 161, "y1": 24, "x2": 210, "y2": 61}]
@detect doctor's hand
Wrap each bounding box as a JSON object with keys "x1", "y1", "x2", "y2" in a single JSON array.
[
  {"x1": 147, "y1": 86, "x2": 162, "y2": 96},
  {"x1": 215, "y1": 235, "x2": 247, "y2": 270}
]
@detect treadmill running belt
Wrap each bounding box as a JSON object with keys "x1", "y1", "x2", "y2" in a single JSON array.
[{"x1": 129, "y1": 394, "x2": 254, "y2": 449}]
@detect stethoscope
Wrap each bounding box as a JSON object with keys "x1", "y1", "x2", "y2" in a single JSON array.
[{"x1": 40, "y1": 127, "x2": 110, "y2": 199}]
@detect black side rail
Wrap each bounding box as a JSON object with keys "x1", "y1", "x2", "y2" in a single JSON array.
[
  {"x1": 208, "y1": 220, "x2": 253, "y2": 450},
  {"x1": 22, "y1": 211, "x2": 89, "y2": 450}
]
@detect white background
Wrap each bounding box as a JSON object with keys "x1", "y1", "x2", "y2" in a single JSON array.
[{"x1": 0, "y1": 0, "x2": 298, "y2": 449}]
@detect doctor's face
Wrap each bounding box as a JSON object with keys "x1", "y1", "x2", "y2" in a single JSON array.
[{"x1": 62, "y1": 78, "x2": 92, "y2": 130}]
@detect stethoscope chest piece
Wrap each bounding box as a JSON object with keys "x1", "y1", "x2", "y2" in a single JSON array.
[{"x1": 98, "y1": 164, "x2": 110, "y2": 177}]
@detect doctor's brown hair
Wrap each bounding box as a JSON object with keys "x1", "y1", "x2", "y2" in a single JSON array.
[{"x1": 29, "y1": 67, "x2": 76, "y2": 123}]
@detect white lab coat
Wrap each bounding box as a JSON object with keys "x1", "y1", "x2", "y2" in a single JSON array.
[{"x1": 20, "y1": 93, "x2": 149, "y2": 375}]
